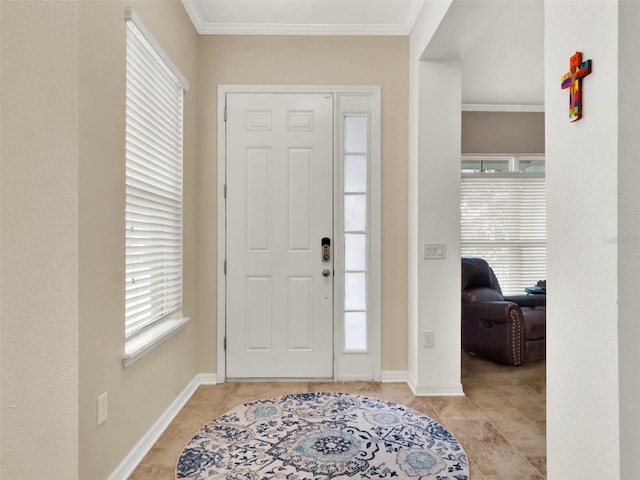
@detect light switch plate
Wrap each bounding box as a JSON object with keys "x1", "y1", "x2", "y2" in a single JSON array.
[{"x1": 423, "y1": 242, "x2": 446, "y2": 259}]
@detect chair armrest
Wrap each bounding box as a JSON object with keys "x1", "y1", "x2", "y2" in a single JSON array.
[
  {"x1": 504, "y1": 294, "x2": 546, "y2": 308},
  {"x1": 462, "y1": 301, "x2": 521, "y2": 324},
  {"x1": 462, "y1": 300, "x2": 526, "y2": 366}
]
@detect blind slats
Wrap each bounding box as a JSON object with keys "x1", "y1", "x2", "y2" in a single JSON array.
[
  {"x1": 126, "y1": 177, "x2": 182, "y2": 205},
  {"x1": 126, "y1": 148, "x2": 182, "y2": 179},
  {"x1": 461, "y1": 175, "x2": 546, "y2": 295},
  {"x1": 125, "y1": 17, "x2": 184, "y2": 340},
  {"x1": 125, "y1": 280, "x2": 182, "y2": 299},
  {"x1": 126, "y1": 120, "x2": 182, "y2": 160}
]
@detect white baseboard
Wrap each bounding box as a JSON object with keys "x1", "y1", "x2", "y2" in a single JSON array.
[
  {"x1": 380, "y1": 370, "x2": 408, "y2": 383},
  {"x1": 108, "y1": 373, "x2": 218, "y2": 480},
  {"x1": 407, "y1": 370, "x2": 418, "y2": 394},
  {"x1": 336, "y1": 372, "x2": 408, "y2": 383},
  {"x1": 409, "y1": 380, "x2": 465, "y2": 397},
  {"x1": 336, "y1": 374, "x2": 377, "y2": 382},
  {"x1": 197, "y1": 373, "x2": 219, "y2": 385}
]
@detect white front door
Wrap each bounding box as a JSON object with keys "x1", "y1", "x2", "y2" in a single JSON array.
[{"x1": 225, "y1": 93, "x2": 334, "y2": 378}]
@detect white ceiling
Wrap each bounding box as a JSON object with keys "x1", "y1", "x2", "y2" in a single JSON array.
[
  {"x1": 460, "y1": 0, "x2": 544, "y2": 106},
  {"x1": 181, "y1": 0, "x2": 544, "y2": 107},
  {"x1": 181, "y1": 0, "x2": 426, "y2": 35}
]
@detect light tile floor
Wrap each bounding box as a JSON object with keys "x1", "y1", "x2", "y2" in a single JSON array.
[{"x1": 129, "y1": 353, "x2": 546, "y2": 479}]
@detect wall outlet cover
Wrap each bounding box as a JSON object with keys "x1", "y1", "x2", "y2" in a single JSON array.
[{"x1": 423, "y1": 330, "x2": 435, "y2": 348}]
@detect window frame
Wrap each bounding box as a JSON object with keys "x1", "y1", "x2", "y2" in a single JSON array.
[
  {"x1": 122, "y1": 8, "x2": 190, "y2": 367},
  {"x1": 333, "y1": 93, "x2": 382, "y2": 380},
  {"x1": 342, "y1": 114, "x2": 369, "y2": 352},
  {"x1": 461, "y1": 154, "x2": 546, "y2": 174}
]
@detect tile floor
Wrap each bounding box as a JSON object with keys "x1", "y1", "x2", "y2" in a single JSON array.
[{"x1": 129, "y1": 353, "x2": 546, "y2": 479}]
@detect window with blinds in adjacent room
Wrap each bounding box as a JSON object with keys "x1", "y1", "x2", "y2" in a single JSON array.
[{"x1": 460, "y1": 155, "x2": 546, "y2": 296}]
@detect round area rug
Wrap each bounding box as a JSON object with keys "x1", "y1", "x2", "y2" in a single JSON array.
[{"x1": 176, "y1": 392, "x2": 469, "y2": 480}]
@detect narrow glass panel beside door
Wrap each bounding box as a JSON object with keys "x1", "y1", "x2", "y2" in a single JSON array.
[
  {"x1": 344, "y1": 272, "x2": 366, "y2": 310},
  {"x1": 344, "y1": 234, "x2": 366, "y2": 271},
  {"x1": 345, "y1": 155, "x2": 367, "y2": 193},
  {"x1": 344, "y1": 116, "x2": 367, "y2": 153},
  {"x1": 344, "y1": 195, "x2": 366, "y2": 232},
  {"x1": 343, "y1": 114, "x2": 368, "y2": 352},
  {"x1": 344, "y1": 312, "x2": 367, "y2": 350}
]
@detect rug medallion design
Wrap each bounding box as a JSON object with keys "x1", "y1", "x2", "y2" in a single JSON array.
[{"x1": 176, "y1": 392, "x2": 469, "y2": 479}]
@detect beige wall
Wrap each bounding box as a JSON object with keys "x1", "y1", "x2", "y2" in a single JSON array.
[
  {"x1": 1, "y1": 1, "x2": 80, "y2": 477},
  {"x1": 77, "y1": 1, "x2": 199, "y2": 478},
  {"x1": 197, "y1": 36, "x2": 409, "y2": 372},
  {"x1": 2, "y1": 8, "x2": 409, "y2": 478},
  {"x1": 462, "y1": 111, "x2": 545, "y2": 154}
]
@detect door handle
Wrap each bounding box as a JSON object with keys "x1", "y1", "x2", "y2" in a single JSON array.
[
  {"x1": 321, "y1": 237, "x2": 331, "y2": 262},
  {"x1": 322, "y1": 269, "x2": 331, "y2": 277}
]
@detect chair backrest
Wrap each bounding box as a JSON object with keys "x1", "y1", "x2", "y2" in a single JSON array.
[{"x1": 461, "y1": 258, "x2": 504, "y2": 301}]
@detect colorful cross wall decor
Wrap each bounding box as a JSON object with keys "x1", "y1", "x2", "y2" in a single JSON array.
[{"x1": 561, "y1": 51, "x2": 592, "y2": 122}]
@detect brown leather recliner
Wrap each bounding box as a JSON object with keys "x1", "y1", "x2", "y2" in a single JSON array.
[{"x1": 461, "y1": 257, "x2": 546, "y2": 366}]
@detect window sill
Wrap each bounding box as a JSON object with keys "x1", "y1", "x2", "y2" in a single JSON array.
[{"x1": 123, "y1": 317, "x2": 190, "y2": 368}]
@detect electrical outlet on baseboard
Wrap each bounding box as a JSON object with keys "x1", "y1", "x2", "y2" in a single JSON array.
[{"x1": 97, "y1": 392, "x2": 108, "y2": 426}]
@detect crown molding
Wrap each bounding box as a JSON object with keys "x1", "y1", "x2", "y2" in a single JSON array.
[
  {"x1": 462, "y1": 104, "x2": 545, "y2": 112},
  {"x1": 181, "y1": 0, "x2": 424, "y2": 36},
  {"x1": 182, "y1": 0, "x2": 206, "y2": 34},
  {"x1": 199, "y1": 23, "x2": 410, "y2": 36},
  {"x1": 403, "y1": 0, "x2": 425, "y2": 35}
]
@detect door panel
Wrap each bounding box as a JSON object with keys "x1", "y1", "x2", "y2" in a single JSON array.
[
  {"x1": 245, "y1": 276, "x2": 272, "y2": 351},
  {"x1": 226, "y1": 93, "x2": 334, "y2": 378},
  {"x1": 288, "y1": 148, "x2": 313, "y2": 251},
  {"x1": 246, "y1": 148, "x2": 272, "y2": 251},
  {"x1": 287, "y1": 275, "x2": 314, "y2": 351}
]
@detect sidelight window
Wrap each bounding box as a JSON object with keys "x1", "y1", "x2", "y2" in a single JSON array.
[{"x1": 343, "y1": 115, "x2": 368, "y2": 351}]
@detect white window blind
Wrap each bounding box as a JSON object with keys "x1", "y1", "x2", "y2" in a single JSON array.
[
  {"x1": 460, "y1": 174, "x2": 546, "y2": 295},
  {"x1": 125, "y1": 10, "x2": 187, "y2": 340}
]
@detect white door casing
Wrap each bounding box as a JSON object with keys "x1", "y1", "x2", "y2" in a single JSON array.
[
  {"x1": 225, "y1": 92, "x2": 334, "y2": 378},
  {"x1": 217, "y1": 86, "x2": 382, "y2": 383}
]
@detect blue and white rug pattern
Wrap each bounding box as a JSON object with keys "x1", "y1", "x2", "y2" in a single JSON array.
[{"x1": 176, "y1": 392, "x2": 468, "y2": 479}]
